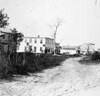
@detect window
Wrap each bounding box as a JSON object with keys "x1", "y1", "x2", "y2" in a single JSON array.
[
  {"x1": 34, "y1": 39, "x2": 37, "y2": 43},
  {"x1": 40, "y1": 47, "x2": 43, "y2": 52},
  {"x1": 30, "y1": 38, "x2": 32, "y2": 43},
  {"x1": 43, "y1": 44, "x2": 45, "y2": 47},
  {"x1": 0, "y1": 34, "x2": 5, "y2": 39},
  {"x1": 34, "y1": 47, "x2": 36, "y2": 52},
  {"x1": 40, "y1": 39, "x2": 42, "y2": 43}
]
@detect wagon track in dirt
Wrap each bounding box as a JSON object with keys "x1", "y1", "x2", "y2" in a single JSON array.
[{"x1": 0, "y1": 57, "x2": 100, "y2": 96}]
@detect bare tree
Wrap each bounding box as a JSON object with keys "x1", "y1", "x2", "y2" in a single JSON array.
[{"x1": 49, "y1": 18, "x2": 63, "y2": 55}]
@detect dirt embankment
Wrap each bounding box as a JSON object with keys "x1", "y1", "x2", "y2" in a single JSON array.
[{"x1": 0, "y1": 57, "x2": 100, "y2": 96}]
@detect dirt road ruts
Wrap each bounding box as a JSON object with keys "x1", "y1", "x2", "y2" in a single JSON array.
[{"x1": 0, "y1": 57, "x2": 100, "y2": 96}]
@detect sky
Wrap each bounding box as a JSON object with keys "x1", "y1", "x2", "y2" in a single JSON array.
[{"x1": 0, "y1": 0, "x2": 100, "y2": 49}]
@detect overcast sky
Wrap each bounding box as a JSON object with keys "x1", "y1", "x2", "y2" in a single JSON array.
[{"x1": 0, "y1": 0, "x2": 100, "y2": 48}]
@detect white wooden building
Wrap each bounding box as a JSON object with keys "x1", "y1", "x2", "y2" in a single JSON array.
[
  {"x1": 17, "y1": 35, "x2": 55, "y2": 53},
  {"x1": 60, "y1": 45, "x2": 78, "y2": 55},
  {"x1": 79, "y1": 43, "x2": 95, "y2": 55}
]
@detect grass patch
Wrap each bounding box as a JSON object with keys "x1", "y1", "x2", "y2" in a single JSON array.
[
  {"x1": 12, "y1": 53, "x2": 68, "y2": 75},
  {"x1": 78, "y1": 56, "x2": 100, "y2": 65},
  {"x1": 0, "y1": 53, "x2": 68, "y2": 79}
]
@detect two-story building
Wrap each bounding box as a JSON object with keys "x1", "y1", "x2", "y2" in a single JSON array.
[
  {"x1": 17, "y1": 35, "x2": 55, "y2": 53},
  {"x1": 0, "y1": 28, "x2": 16, "y2": 53}
]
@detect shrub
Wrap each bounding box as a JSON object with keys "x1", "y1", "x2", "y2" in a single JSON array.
[
  {"x1": 0, "y1": 54, "x2": 10, "y2": 78},
  {"x1": 13, "y1": 53, "x2": 67, "y2": 75},
  {"x1": 91, "y1": 51, "x2": 100, "y2": 61},
  {"x1": 0, "y1": 52, "x2": 68, "y2": 77}
]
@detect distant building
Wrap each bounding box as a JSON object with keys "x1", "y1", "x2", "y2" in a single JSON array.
[
  {"x1": 17, "y1": 35, "x2": 55, "y2": 53},
  {"x1": 60, "y1": 45, "x2": 78, "y2": 55},
  {"x1": 79, "y1": 43, "x2": 95, "y2": 55},
  {"x1": 0, "y1": 28, "x2": 16, "y2": 53}
]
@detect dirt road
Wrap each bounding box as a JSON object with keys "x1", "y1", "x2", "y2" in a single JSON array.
[{"x1": 0, "y1": 57, "x2": 100, "y2": 96}]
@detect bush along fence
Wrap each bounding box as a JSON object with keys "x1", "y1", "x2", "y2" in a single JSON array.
[
  {"x1": 0, "y1": 52, "x2": 68, "y2": 78},
  {"x1": 91, "y1": 51, "x2": 100, "y2": 61},
  {"x1": 13, "y1": 53, "x2": 68, "y2": 75}
]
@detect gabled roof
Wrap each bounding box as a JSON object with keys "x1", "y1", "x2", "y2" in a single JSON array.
[{"x1": 0, "y1": 28, "x2": 12, "y2": 34}]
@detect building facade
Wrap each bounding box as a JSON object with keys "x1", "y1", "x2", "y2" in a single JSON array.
[
  {"x1": 17, "y1": 35, "x2": 55, "y2": 53},
  {"x1": 60, "y1": 45, "x2": 78, "y2": 55},
  {"x1": 79, "y1": 43, "x2": 95, "y2": 55},
  {"x1": 0, "y1": 28, "x2": 16, "y2": 53}
]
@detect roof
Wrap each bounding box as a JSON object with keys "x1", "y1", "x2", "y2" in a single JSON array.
[
  {"x1": 61, "y1": 45, "x2": 78, "y2": 50},
  {"x1": 0, "y1": 28, "x2": 12, "y2": 34},
  {"x1": 24, "y1": 36, "x2": 54, "y2": 40}
]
